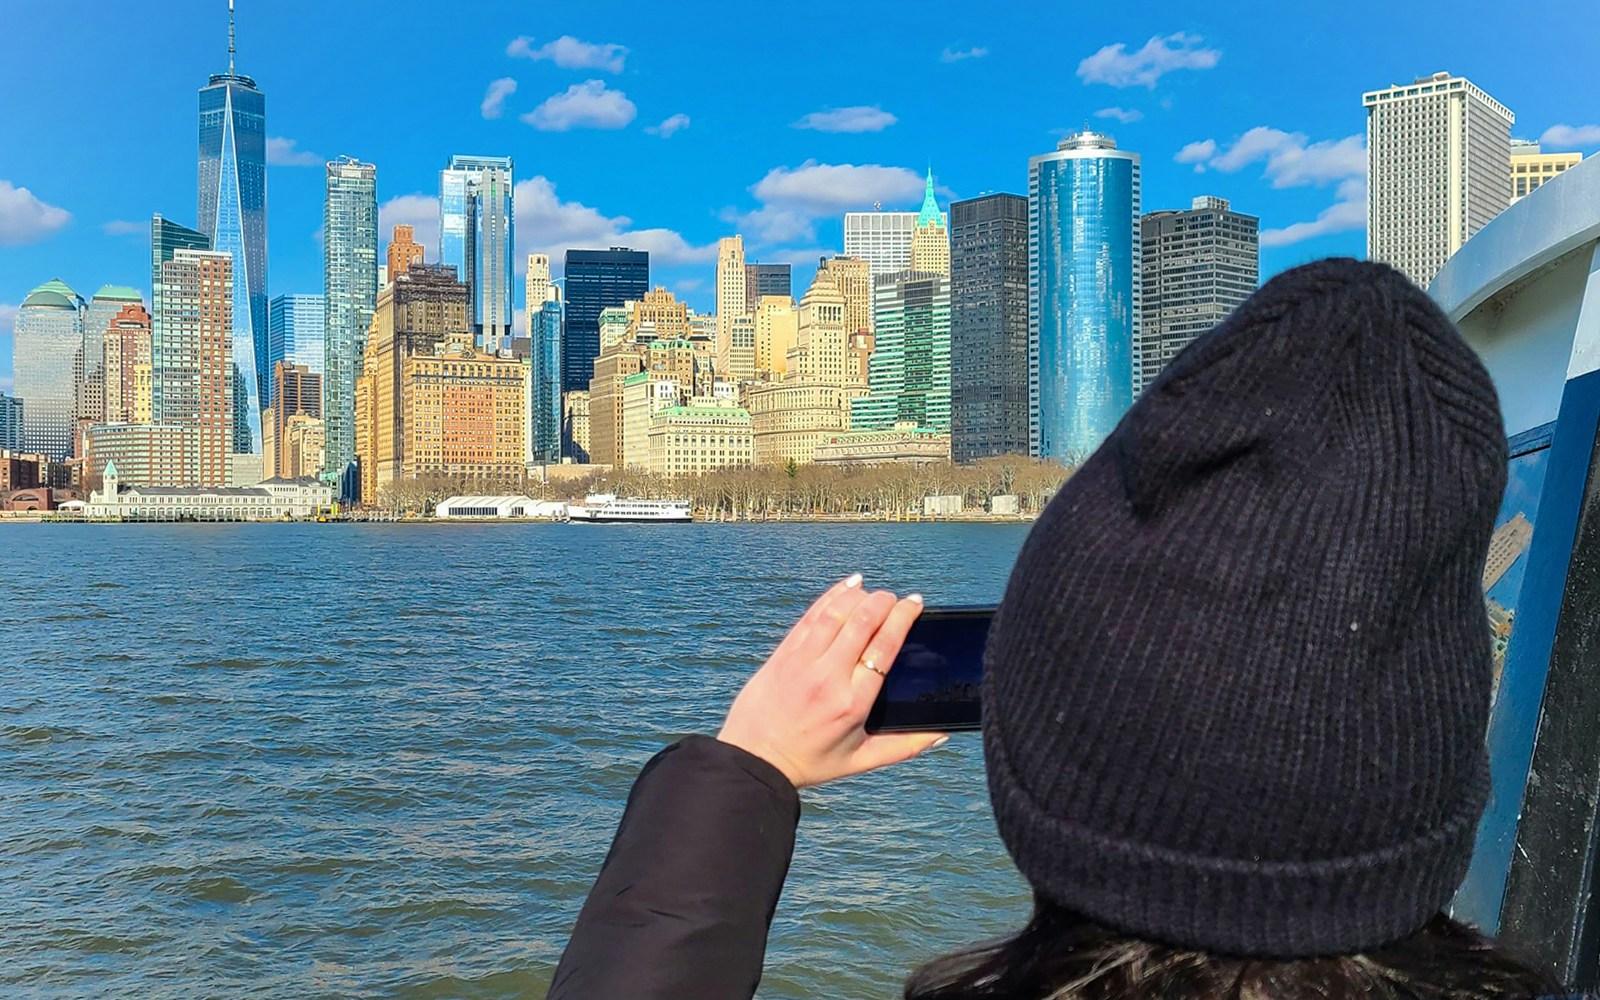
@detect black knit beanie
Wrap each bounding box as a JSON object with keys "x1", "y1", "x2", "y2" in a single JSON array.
[{"x1": 984, "y1": 258, "x2": 1506, "y2": 957}]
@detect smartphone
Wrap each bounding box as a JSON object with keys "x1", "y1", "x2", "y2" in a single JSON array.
[{"x1": 864, "y1": 606, "x2": 994, "y2": 733}]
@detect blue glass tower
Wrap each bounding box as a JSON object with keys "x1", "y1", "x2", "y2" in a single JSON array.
[
  {"x1": 198, "y1": 1, "x2": 267, "y2": 455},
  {"x1": 529, "y1": 299, "x2": 563, "y2": 463},
  {"x1": 562, "y1": 248, "x2": 649, "y2": 392},
  {"x1": 267, "y1": 294, "x2": 326, "y2": 402},
  {"x1": 439, "y1": 155, "x2": 515, "y2": 353},
  {"x1": 1028, "y1": 131, "x2": 1141, "y2": 462}
]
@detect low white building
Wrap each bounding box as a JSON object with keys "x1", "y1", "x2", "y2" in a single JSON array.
[
  {"x1": 435, "y1": 495, "x2": 567, "y2": 519},
  {"x1": 84, "y1": 462, "x2": 334, "y2": 521}
]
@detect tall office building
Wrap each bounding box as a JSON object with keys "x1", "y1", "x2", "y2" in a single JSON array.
[
  {"x1": 103, "y1": 303, "x2": 153, "y2": 425},
  {"x1": 910, "y1": 170, "x2": 951, "y2": 276},
  {"x1": 949, "y1": 193, "x2": 1030, "y2": 462},
  {"x1": 1510, "y1": 139, "x2": 1582, "y2": 203},
  {"x1": 562, "y1": 247, "x2": 648, "y2": 393},
  {"x1": 815, "y1": 256, "x2": 873, "y2": 336},
  {"x1": 387, "y1": 224, "x2": 425, "y2": 281},
  {"x1": 150, "y1": 214, "x2": 211, "y2": 424},
  {"x1": 526, "y1": 253, "x2": 558, "y2": 309},
  {"x1": 528, "y1": 298, "x2": 563, "y2": 464},
  {"x1": 198, "y1": 1, "x2": 267, "y2": 454},
  {"x1": 78, "y1": 286, "x2": 143, "y2": 428},
  {"x1": 13, "y1": 279, "x2": 84, "y2": 459},
  {"x1": 1139, "y1": 196, "x2": 1259, "y2": 391},
  {"x1": 844, "y1": 210, "x2": 917, "y2": 280},
  {"x1": 745, "y1": 262, "x2": 791, "y2": 304},
  {"x1": 160, "y1": 249, "x2": 236, "y2": 486},
  {"x1": 716, "y1": 236, "x2": 748, "y2": 358},
  {"x1": 323, "y1": 157, "x2": 378, "y2": 486},
  {"x1": 267, "y1": 294, "x2": 325, "y2": 396},
  {"x1": 1364, "y1": 72, "x2": 1514, "y2": 287},
  {"x1": 853, "y1": 271, "x2": 952, "y2": 432},
  {"x1": 0, "y1": 393, "x2": 20, "y2": 451},
  {"x1": 1029, "y1": 130, "x2": 1141, "y2": 462},
  {"x1": 440, "y1": 155, "x2": 514, "y2": 352},
  {"x1": 269, "y1": 361, "x2": 321, "y2": 481}
]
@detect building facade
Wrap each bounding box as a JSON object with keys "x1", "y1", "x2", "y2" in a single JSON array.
[
  {"x1": 745, "y1": 263, "x2": 791, "y2": 304},
  {"x1": 150, "y1": 214, "x2": 211, "y2": 425},
  {"x1": 910, "y1": 170, "x2": 951, "y2": 276},
  {"x1": 747, "y1": 381, "x2": 861, "y2": 466},
  {"x1": 0, "y1": 394, "x2": 19, "y2": 451},
  {"x1": 1364, "y1": 72, "x2": 1514, "y2": 286},
  {"x1": 563, "y1": 390, "x2": 591, "y2": 463},
  {"x1": 387, "y1": 223, "x2": 425, "y2": 280},
  {"x1": 80, "y1": 286, "x2": 143, "y2": 428},
  {"x1": 87, "y1": 461, "x2": 333, "y2": 520},
  {"x1": 400, "y1": 333, "x2": 526, "y2": 483},
  {"x1": 198, "y1": 27, "x2": 268, "y2": 457},
  {"x1": 813, "y1": 423, "x2": 951, "y2": 466},
  {"x1": 647, "y1": 398, "x2": 753, "y2": 477},
  {"x1": 528, "y1": 298, "x2": 563, "y2": 464},
  {"x1": 160, "y1": 249, "x2": 236, "y2": 486},
  {"x1": 1510, "y1": 139, "x2": 1582, "y2": 203},
  {"x1": 716, "y1": 236, "x2": 748, "y2": 360},
  {"x1": 323, "y1": 157, "x2": 378, "y2": 485},
  {"x1": 102, "y1": 303, "x2": 153, "y2": 425},
  {"x1": 844, "y1": 211, "x2": 917, "y2": 280},
  {"x1": 82, "y1": 423, "x2": 197, "y2": 487},
  {"x1": 950, "y1": 193, "x2": 1030, "y2": 462},
  {"x1": 563, "y1": 248, "x2": 649, "y2": 393},
  {"x1": 753, "y1": 296, "x2": 798, "y2": 378},
  {"x1": 440, "y1": 154, "x2": 514, "y2": 352},
  {"x1": 14, "y1": 279, "x2": 84, "y2": 459},
  {"x1": 1029, "y1": 130, "x2": 1141, "y2": 462},
  {"x1": 266, "y1": 293, "x2": 325, "y2": 400},
  {"x1": 622, "y1": 372, "x2": 683, "y2": 469},
  {"x1": 270, "y1": 361, "x2": 321, "y2": 481},
  {"x1": 853, "y1": 271, "x2": 952, "y2": 433},
  {"x1": 526, "y1": 253, "x2": 557, "y2": 312},
  {"x1": 1139, "y1": 196, "x2": 1259, "y2": 391}
]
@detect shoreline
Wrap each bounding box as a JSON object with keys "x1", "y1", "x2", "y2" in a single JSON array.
[{"x1": 4, "y1": 512, "x2": 1038, "y2": 526}]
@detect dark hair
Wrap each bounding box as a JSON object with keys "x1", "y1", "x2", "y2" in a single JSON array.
[{"x1": 906, "y1": 900, "x2": 1557, "y2": 1000}]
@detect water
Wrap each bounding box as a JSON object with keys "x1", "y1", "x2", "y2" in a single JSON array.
[{"x1": 1, "y1": 522, "x2": 1034, "y2": 998}]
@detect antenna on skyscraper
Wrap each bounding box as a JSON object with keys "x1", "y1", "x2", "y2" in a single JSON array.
[{"x1": 228, "y1": 0, "x2": 236, "y2": 75}]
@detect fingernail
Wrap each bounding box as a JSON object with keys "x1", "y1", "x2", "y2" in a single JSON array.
[
  {"x1": 907, "y1": 593, "x2": 924, "y2": 604},
  {"x1": 844, "y1": 573, "x2": 863, "y2": 588},
  {"x1": 932, "y1": 735, "x2": 950, "y2": 748}
]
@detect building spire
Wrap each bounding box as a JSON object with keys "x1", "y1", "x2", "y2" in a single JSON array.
[
  {"x1": 227, "y1": 0, "x2": 236, "y2": 75},
  {"x1": 916, "y1": 165, "x2": 942, "y2": 227}
]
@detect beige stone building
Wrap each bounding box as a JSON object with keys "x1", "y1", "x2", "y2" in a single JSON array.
[
  {"x1": 816, "y1": 256, "x2": 874, "y2": 335},
  {"x1": 587, "y1": 340, "x2": 645, "y2": 468},
  {"x1": 563, "y1": 390, "x2": 592, "y2": 463},
  {"x1": 753, "y1": 296, "x2": 797, "y2": 378},
  {"x1": 1510, "y1": 139, "x2": 1582, "y2": 203},
  {"x1": 283, "y1": 414, "x2": 326, "y2": 480},
  {"x1": 401, "y1": 332, "x2": 526, "y2": 482},
  {"x1": 629, "y1": 287, "x2": 692, "y2": 342},
  {"x1": 716, "y1": 236, "x2": 747, "y2": 356},
  {"x1": 621, "y1": 372, "x2": 683, "y2": 469},
  {"x1": 747, "y1": 381, "x2": 863, "y2": 466},
  {"x1": 102, "y1": 303, "x2": 152, "y2": 425},
  {"x1": 648, "y1": 397, "x2": 753, "y2": 477},
  {"x1": 813, "y1": 422, "x2": 951, "y2": 465}
]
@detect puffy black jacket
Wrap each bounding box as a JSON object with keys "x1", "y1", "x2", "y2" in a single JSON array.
[{"x1": 548, "y1": 736, "x2": 798, "y2": 999}]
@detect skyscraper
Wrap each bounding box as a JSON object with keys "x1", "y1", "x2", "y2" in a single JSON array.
[
  {"x1": 745, "y1": 262, "x2": 791, "y2": 304},
  {"x1": 950, "y1": 193, "x2": 1030, "y2": 462},
  {"x1": 716, "y1": 236, "x2": 748, "y2": 359},
  {"x1": 160, "y1": 249, "x2": 236, "y2": 486},
  {"x1": 150, "y1": 214, "x2": 211, "y2": 424},
  {"x1": 103, "y1": 303, "x2": 153, "y2": 425},
  {"x1": 13, "y1": 279, "x2": 84, "y2": 459},
  {"x1": 0, "y1": 393, "x2": 20, "y2": 451},
  {"x1": 198, "y1": 0, "x2": 267, "y2": 454},
  {"x1": 1510, "y1": 139, "x2": 1582, "y2": 203},
  {"x1": 267, "y1": 294, "x2": 326, "y2": 396},
  {"x1": 387, "y1": 224, "x2": 425, "y2": 281},
  {"x1": 844, "y1": 210, "x2": 917, "y2": 280},
  {"x1": 526, "y1": 253, "x2": 558, "y2": 310},
  {"x1": 1139, "y1": 196, "x2": 1259, "y2": 391},
  {"x1": 270, "y1": 361, "x2": 321, "y2": 482},
  {"x1": 562, "y1": 248, "x2": 649, "y2": 393},
  {"x1": 323, "y1": 157, "x2": 378, "y2": 486},
  {"x1": 1365, "y1": 72, "x2": 1514, "y2": 286},
  {"x1": 852, "y1": 271, "x2": 951, "y2": 432},
  {"x1": 440, "y1": 155, "x2": 514, "y2": 352},
  {"x1": 1029, "y1": 130, "x2": 1141, "y2": 462},
  {"x1": 77, "y1": 286, "x2": 144, "y2": 430},
  {"x1": 528, "y1": 298, "x2": 563, "y2": 464},
  {"x1": 910, "y1": 170, "x2": 951, "y2": 276}
]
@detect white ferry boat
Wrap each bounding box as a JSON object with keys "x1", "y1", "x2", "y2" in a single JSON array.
[{"x1": 566, "y1": 494, "x2": 693, "y2": 524}]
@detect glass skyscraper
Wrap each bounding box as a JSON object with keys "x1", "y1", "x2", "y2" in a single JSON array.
[
  {"x1": 198, "y1": 14, "x2": 267, "y2": 455},
  {"x1": 13, "y1": 279, "x2": 84, "y2": 459},
  {"x1": 852, "y1": 271, "x2": 952, "y2": 432},
  {"x1": 323, "y1": 158, "x2": 378, "y2": 488},
  {"x1": 439, "y1": 155, "x2": 514, "y2": 353},
  {"x1": 528, "y1": 299, "x2": 564, "y2": 463},
  {"x1": 267, "y1": 294, "x2": 326, "y2": 403},
  {"x1": 150, "y1": 215, "x2": 211, "y2": 425},
  {"x1": 562, "y1": 248, "x2": 649, "y2": 393},
  {"x1": 0, "y1": 392, "x2": 20, "y2": 451},
  {"x1": 950, "y1": 193, "x2": 1030, "y2": 462},
  {"x1": 1028, "y1": 131, "x2": 1141, "y2": 462}
]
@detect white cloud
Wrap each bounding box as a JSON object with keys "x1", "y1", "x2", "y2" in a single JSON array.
[
  {"x1": 521, "y1": 80, "x2": 637, "y2": 131},
  {"x1": 103, "y1": 219, "x2": 145, "y2": 235},
  {"x1": 1094, "y1": 106, "x2": 1144, "y2": 124},
  {"x1": 0, "y1": 180, "x2": 70, "y2": 246},
  {"x1": 1261, "y1": 177, "x2": 1367, "y2": 247},
  {"x1": 673, "y1": 278, "x2": 705, "y2": 294},
  {"x1": 792, "y1": 106, "x2": 898, "y2": 134},
  {"x1": 1175, "y1": 138, "x2": 1217, "y2": 164},
  {"x1": 506, "y1": 35, "x2": 628, "y2": 73},
  {"x1": 731, "y1": 161, "x2": 929, "y2": 243},
  {"x1": 941, "y1": 46, "x2": 988, "y2": 63},
  {"x1": 645, "y1": 113, "x2": 691, "y2": 138},
  {"x1": 1077, "y1": 32, "x2": 1221, "y2": 89},
  {"x1": 481, "y1": 77, "x2": 517, "y2": 120},
  {"x1": 513, "y1": 176, "x2": 717, "y2": 270},
  {"x1": 266, "y1": 137, "x2": 322, "y2": 167},
  {"x1": 378, "y1": 193, "x2": 441, "y2": 261},
  {"x1": 1541, "y1": 124, "x2": 1600, "y2": 149}
]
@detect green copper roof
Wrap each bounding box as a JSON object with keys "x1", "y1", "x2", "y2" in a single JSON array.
[
  {"x1": 23, "y1": 278, "x2": 80, "y2": 309},
  {"x1": 915, "y1": 167, "x2": 942, "y2": 227},
  {"x1": 648, "y1": 338, "x2": 694, "y2": 350},
  {"x1": 93, "y1": 285, "x2": 144, "y2": 303},
  {"x1": 624, "y1": 371, "x2": 650, "y2": 386},
  {"x1": 655, "y1": 405, "x2": 751, "y2": 420}
]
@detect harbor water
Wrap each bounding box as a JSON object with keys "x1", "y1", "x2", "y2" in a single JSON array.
[{"x1": 2, "y1": 522, "x2": 1034, "y2": 998}]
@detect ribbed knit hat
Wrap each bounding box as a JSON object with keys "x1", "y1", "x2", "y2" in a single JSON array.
[{"x1": 984, "y1": 258, "x2": 1506, "y2": 957}]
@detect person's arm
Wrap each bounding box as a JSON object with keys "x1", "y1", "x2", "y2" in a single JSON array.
[{"x1": 546, "y1": 736, "x2": 799, "y2": 1000}]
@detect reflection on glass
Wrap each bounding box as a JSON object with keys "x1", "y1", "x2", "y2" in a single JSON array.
[{"x1": 1484, "y1": 442, "x2": 1550, "y2": 701}]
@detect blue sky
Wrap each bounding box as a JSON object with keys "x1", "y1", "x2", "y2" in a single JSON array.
[{"x1": 2, "y1": 0, "x2": 1599, "y2": 393}]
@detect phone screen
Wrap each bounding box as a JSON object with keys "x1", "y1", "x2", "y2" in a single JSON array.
[{"x1": 864, "y1": 606, "x2": 994, "y2": 733}]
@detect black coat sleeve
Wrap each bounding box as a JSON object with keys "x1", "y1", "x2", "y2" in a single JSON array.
[{"x1": 548, "y1": 735, "x2": 801, "y2": 1000}]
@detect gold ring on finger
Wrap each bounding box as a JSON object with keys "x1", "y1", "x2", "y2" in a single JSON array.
[{"x1": 855, "y1": 657, "x2": 886, "y2": 677}]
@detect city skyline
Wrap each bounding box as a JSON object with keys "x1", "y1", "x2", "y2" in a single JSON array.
[{"x1": 4, "y1": 1, "x2": 1599, "y2": 394}]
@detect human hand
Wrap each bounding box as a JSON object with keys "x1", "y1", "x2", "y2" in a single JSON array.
[{"x1": 717, "y1": 574, "x2": 948, "y2": 788}]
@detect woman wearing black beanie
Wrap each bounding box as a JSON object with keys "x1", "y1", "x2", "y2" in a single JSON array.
[{"x1": 548, "y1": 259, "x2": 1559, "y2": 999}]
